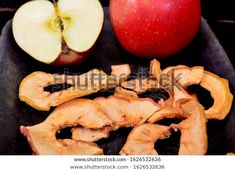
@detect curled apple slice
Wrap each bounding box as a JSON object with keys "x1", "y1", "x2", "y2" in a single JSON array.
[
  {"x1": 44, "y1": 99, "x2": 112, "y2": 129},
  {"x1": 20, "y1": 126, "x2": 103, "y2": 155},
  {"x1": 94, "y1": 96, "x2": 160, "y2": 127},
  {"x1": 162, "y1": 65, "x2": 233, "y2": 120},
  {"x1": 19, "y1": 69, "x2": 108, "y2": 111},
  {"x1": 162, "y1": 65, "x2": 204, "y2": 88},
  {"x1": 200, "y1": 71, "x2": 233, "y2": 120},
  {"x1": 19, "y1": 64, "x2": 131, "y2": 111},
  {"x1": 13, "y1": 0, "x2": 104, "y2": 65},
  {"x1": 147, "y1": 106, "x2": 183, "y2": 123},
  {"x1": 71, "y1": 94, "x2": 160, "y2": 142},
  {"x1": 20, "y1": 99, "x2": 113, "y2": 155},
  {"x1": 147, "y1": 86, "x2": 192, "y2": 123},
  {"x1": 120, "y1": 124, "x2": 171, "y2": 155},
  {"x1": 21, "y1": 94, "x2": 161, "y2": 153},
  {"x1": 146, "y1": 75, "x2": 193, "y2": 123},
  {"x1": 171, "y1": 100, "x2": 208, "y2": 155}
]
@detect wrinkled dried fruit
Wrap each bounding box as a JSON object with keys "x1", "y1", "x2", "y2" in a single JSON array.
[
  {"x1": 120, "y1": 124, "x2": 171, "y2": 155},
  {"x1": 200, "y1": 71, "x2": 233, "y2": 120},
  {"x1": 162, "y1": 65, "x2": 204, "y2": 88},
  {"x1": 72, "y1": 127, "x2": 112, "y2": 142},
  {"x1": 147, "y1": 106, "x2": 184, "y2": 123},
  {"x1": 21, "y1": 95, "x2": 161, "y2": 153},
  {"x1": 114, "y1": 87, "x2": 139, "y2": 99},
  {"x1": 111, "y1": 64, "x2": 131, "y2": 83},
  {"x1": 19, "y1": 64, "x2": 131, "y2": 111},
  {"x1": 20, "y1": 125, "x2": 103, "y2": 155},
  {"x1": 20, "y1": 59, "x2": 233, "y2": 155},
  {"x1": 94, "y1": 96, "x2": 160, "y2": 127},
  {"x1": 20, "y1": 99, "x2": 115, "y2": 154},
  {"x1": 171, "y1": 100, "x2": 208, "y2": 155},
  {"x1": 147, "y1": 84, "x2": 192, "y2": 123},
  {"x1": 150, "y1": 59, "x2": 161, "y2": 81},
  {"x1": 162, "y1": 65, "x2": 233, "y2": 120}
]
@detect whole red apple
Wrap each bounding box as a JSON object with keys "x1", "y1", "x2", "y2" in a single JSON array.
[{"x1": 110, "y1": 0, "x2": 201, "y2": 58}]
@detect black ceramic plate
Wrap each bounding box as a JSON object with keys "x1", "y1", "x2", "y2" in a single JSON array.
[{"x1": 0, "y1": 8, "x2": 235, "y2": 155}]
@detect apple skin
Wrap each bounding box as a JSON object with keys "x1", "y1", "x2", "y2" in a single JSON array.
[
  {"x1": 110, "y1": 0, "x2": 201, "y2": 58},
  {"x1": 51, "y1": 19, "x2": 104, "y2": 66},
  {"x1": 51, "y1": 50, "x2": 90, "y2": 66},
  {"x1": 51, "y1": 24, "x2": 103, "y2": 66}
]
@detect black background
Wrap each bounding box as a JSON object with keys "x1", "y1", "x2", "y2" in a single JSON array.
[{"x1": 0, "y1": 0, "x2": 234, "y2": 66}]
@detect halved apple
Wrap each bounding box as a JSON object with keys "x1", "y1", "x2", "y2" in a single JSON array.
[{"x1": 12, "y1": 0, "x2": 104, "y2": 65}]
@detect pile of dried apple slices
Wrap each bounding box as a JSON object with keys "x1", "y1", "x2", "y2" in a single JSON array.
[{"x1": 19, "y1": 59, "x2": 233, "y2": 155}]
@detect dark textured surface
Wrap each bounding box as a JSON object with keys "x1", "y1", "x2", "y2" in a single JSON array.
[{"x1": 0, "y1": 8, "x2": 235, "y2": 155}]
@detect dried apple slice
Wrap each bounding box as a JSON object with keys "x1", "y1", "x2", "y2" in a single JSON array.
[
  {"x1": 171, "y1": 100, "x2": 208, "y2": 155},
  {"x1": 200, "y1": 71, "x2": 233, "y2": 120},
  {"x1": 94, "y1": 96, "x2": 160, "y2": 127},
  {"x1": 44, "y1": 99, "x2": 112, "y2": 129},
  {"x1": 162, "y1": 65, "x2": 204, "y2": 88},
  {"x1": 150, "y1": 59, "x2": 161, "y2": 81},
  {"x1": 162, "y1": 65, "x2": 233, "y2": 120},
  {"x1": 147, "y1": 106, "x2": 184, "y2": 123},
  {"x1": 114, "y1": 87, "x2": 139, "y2": 99},
  {"x1": 19, "y1": 69, "x2": 107, "y2": 111},
  {"x1": 72, "y1": 94, "x2": 160, "y2": 142},
  {"x1": 111, "y1": 64, "x2": 131, "y2": 83},
  {"x1": 20, "y1": 124, "x2": 103, "y2": 155},
  {"x1": 20, "y1": 99, "x2": 113, "y2": 154},
  {"x1": 121, "y1": 59, "x2": 161, "y2": 93},
  {"x1": 72, "y1": 127, "x2": 112, "y2": 142},
  {"x1": 120, "y1": 124, "x2": 171, "y2": 155},
  {"x1": 19, "y1": 64, "x2": 131, "y2": 111},
  {"x1": 147, "y1": 84, "x2": 192, "y2": 123}
]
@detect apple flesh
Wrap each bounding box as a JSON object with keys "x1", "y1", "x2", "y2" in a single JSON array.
[
  {"x1": 12, "y1": 0, "x2": 104, "y2": 65},
  {"x1": 110, "y1": 0, "x2": 201, "y2": 58}
]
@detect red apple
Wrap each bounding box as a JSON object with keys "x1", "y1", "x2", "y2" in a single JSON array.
[{"x1": 110, "y1": 0, "x2": 201, "y2": 58}]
